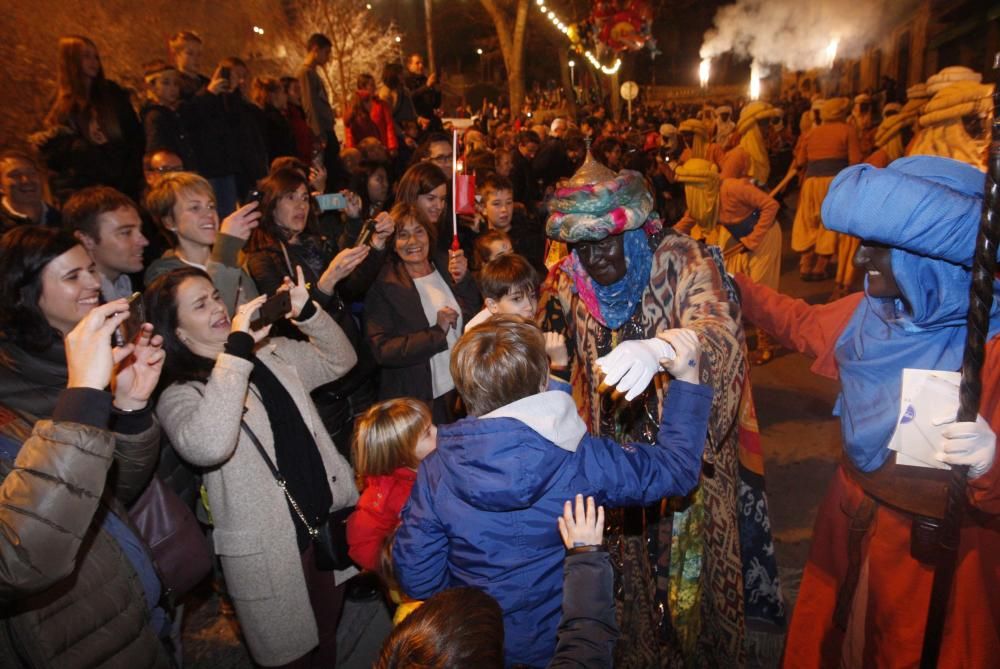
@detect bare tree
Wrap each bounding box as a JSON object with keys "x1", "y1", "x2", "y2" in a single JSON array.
[
  {"x1": 479, "y1": 0, "x2": 529, "y2": 112},
  {"x1": 277, "y1": 0, "x2": 401, "y2": 113}
]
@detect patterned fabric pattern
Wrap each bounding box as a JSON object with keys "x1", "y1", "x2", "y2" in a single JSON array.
[{"x1": 540, "y1": 228, "x2": 786, "y2": 667}]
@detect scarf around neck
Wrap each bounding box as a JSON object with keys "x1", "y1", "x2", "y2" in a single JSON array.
[{"x1": 564, "y1": 228, "x2": 652, "y2": 329}]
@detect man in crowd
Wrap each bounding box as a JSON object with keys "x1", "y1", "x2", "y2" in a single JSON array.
[
  {"x1": 404, "y1": 53, "x2": 443, "y2": 133},
  {"x1": 64, "y1": 186, "x2": 148, "y2": 300},
  {"x1": 298, "y1": 33, "x2": 347, "y2": 190},
  {"x1": 0, "y1": 149, "x2": 61, "y2": 232}
]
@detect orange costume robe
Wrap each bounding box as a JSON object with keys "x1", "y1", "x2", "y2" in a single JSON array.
[{"x1": 735, "y1": 275, "x2": 1000, "y2": 668}]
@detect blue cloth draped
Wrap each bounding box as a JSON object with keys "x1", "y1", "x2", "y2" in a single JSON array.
[
  {"x1": 584, "y1": 228, "x2": 653, "y2": 330},
  {"x1": 823, "y1": 156, "x2": 1000, "y2": 471}
]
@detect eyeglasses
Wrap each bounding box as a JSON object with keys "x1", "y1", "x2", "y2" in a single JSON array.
[{"x1": 148, "y1": 164, "x2": 184, "y2": 174}]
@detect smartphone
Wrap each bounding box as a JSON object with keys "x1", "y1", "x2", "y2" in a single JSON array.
[
  {"x1": 114, "y1": 292, "x2": 144, "y2": 347},
  {"x1": 355, "y1": 219, "x2": 376, "y2": 248},
  {"x1": 315, "y1": 193, "x2": 347, "y2": 211},
  {"x1": 246, "y1": 190, "x2": 264, "y2": 207},
  {"x1": 250, "y1": 291, "x2": 292, "y2": 331}
]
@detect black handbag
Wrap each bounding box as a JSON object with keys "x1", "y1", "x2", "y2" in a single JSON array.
[{"x1": 239, "y1": 420, "x2": 354, "y2": 571}]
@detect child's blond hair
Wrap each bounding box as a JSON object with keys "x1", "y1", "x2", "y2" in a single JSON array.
[{"x1": 352, "y1": 398, "x2": 432, "y2": 489}]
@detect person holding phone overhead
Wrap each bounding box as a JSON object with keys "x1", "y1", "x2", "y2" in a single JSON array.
[
  {"x1": 245, "y1": 168, "x2": 394, "y2": 451},
  {"x1": 148, "y1": 265, "x2": 359, "y2": 668}
]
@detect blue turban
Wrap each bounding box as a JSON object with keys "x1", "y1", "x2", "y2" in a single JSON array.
[{"x1": 821, "y1": 156, "x2": 1000, "y2": 471}]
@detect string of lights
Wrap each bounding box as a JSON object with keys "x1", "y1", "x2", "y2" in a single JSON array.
[{"x1": 534, "y1": 0, "x2": 621, "y2": 76}]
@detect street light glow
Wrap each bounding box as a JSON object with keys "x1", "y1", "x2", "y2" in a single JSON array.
[
  {"x1": 568, "y1": 59, "x2": 575, "y2": 67},
  {"x1": 476, "y1": 48, "x2": 483, "y2": 55},
  {"x1": 395, "y1": 36, "x2": 401, "y2": 43}
]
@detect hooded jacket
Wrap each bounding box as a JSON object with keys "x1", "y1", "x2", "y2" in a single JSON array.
[{"x1": 394, "y1": 384, "x2": 712, "y2": 667}]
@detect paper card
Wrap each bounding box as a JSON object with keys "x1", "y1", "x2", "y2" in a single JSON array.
[{"x1": 887, "y1": 369, "x2": 958, "y2": 470}]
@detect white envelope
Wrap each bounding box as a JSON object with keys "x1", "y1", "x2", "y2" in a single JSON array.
[{"x1": 887, "y1": 369, "x2": 959, "y2": 470}]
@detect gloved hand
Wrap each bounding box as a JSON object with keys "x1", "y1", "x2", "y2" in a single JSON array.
[
  {"x1": 934, "y1": 414, "x2": 997, "y2": 479},
  {"x1": 657, "y1": 328, "x2": 701, "y2": 384},
  {"x1": 595, "y1": 337, "x2": 676, "y2": 402}
]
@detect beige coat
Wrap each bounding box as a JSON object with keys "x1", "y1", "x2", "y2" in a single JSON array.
[{"x1": 156, "y1": 307, "x2": 359, "y2": 666}]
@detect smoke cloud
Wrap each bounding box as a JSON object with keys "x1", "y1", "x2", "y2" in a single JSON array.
[{"x1": 700, "y1": 0, "x2": 918, "y2": 71}]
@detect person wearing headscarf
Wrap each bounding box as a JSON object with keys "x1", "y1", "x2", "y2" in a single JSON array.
[
  {"x1": 734, "y1": 155, "x2": 1000, "y2": 668},
  {"x1": 790, "y1": 97, "x2": 861, "y2": 287},
  {"x1": 538, "y1": 154, "x2": 786, "y2": 667},
  {"x1": 720, "y1": 101, "x2": 781, "y2": 184},
  {"x1": 849, "y1": 93, "x2": 876, "y2": 156},
  {"x1": 678, "y1": 118, "x2": 725, "y2": 168},
  {"x1": 866, "y1": 108, "x2": 916, "y2": 168},
  {"x1": 799, "y1": 96, "x2": 824, "y2": 137},
  {"x1": 909, "y1": 79, "x2": 993, "y2": 171},
  {"x1": 676, "y1": 158, "x2": 782, "y2": 363},
  {"x1": 714, "y1": 104, "x2": 737, "y2": 150}
]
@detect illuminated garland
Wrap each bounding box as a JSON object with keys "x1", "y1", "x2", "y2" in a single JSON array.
[{"x1": 535, "y1": 0, "x2": 622, "y2": 76}]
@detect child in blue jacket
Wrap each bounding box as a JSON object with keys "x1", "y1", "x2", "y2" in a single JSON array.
[{"x1": 393, "y1": 316, "x2": 712, "y2": 667}]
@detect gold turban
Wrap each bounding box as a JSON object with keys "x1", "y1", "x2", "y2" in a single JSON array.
[
  {"x1": 910, "y1": 81, "x2": 993, "y2": 170},
  {"x1": 736, "y1": 102, "x2": 780, "y2": 184},
  {"x1": 821, "y1": 97, "x2": 851, "y2": 122},
  {"x1": 675, "y1": 158, "x2": 721, "y2": 233}
]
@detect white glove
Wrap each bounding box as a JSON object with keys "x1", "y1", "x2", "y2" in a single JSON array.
[
  {"x1": 934, "y1": 414, "x2": 997, "y2": 479},
  {"x1": 595, "y1": 338, "x2": 675, "y2": 402},
  {"x1": 657, "y1": 328, "x2": 701, "y2": 383}
]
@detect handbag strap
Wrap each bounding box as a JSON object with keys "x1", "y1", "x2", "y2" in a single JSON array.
[{"x1": 239, "y1": 420, "x2": 320, "y2": 539}]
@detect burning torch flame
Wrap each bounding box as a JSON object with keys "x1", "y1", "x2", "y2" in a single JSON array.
[
  {"x1": 699, "y1": 58, "x2": 711, "y2": 88},
  {"x1": 749, "y1": 62, "x2": 761, "y2": 100},
  {"x1": 825, "y1": 38, "x2": 839, "y2": 68}
]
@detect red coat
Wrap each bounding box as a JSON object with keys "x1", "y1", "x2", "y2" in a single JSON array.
[
  {"x1": 344, "y1": 97, "x2": 398, "y2": 152},
  {"x1": 346, "y1": 467, "x2": 416, "y2": 571},
  {"x1": 735, "y1": 274, "x2": 1000, "y2": 668}
]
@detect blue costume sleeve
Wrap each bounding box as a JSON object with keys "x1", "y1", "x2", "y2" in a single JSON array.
[
  {"x1": 392, "y1": 466, "x2": 450, "y2": 600},
  {"x1": 577, "y1": 380, "x2": 712, "y2": 507}
]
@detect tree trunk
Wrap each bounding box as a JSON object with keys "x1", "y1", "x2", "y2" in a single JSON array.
[
  {"x1": 480, "y1": 0, "x2": 528, "y2": 113},
  {"x1": 424, "y1": 0, "x2": 436, "y2": 74}
]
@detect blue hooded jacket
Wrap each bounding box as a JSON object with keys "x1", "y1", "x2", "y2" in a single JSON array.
[{"x1": 394, "y1": 382, "x2": 713, "y2": 667}]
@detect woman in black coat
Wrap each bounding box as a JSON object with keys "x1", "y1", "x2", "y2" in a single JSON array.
[{"x1": 364, "y1": 202, "x2": 480, "y2": 423}]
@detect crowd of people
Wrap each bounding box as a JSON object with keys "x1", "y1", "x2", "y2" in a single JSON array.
[{"x1": 0, "y1": 21, "x2": 997, "y2": 669}]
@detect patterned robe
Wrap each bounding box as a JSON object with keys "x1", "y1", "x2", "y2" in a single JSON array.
[{"x1": 539, "y1": 228, "x2": 786, "y2": 667}]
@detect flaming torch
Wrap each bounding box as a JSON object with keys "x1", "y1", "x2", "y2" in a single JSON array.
[
  {"x1": 699, "y1": 58, "x2": 711, "y2": 89},
  {"x1": 825, "y1": 38, "x2": 839, "y2": 68},
  {"x1": 749, "y1": 61, "x2": 761, "y2": 100}
]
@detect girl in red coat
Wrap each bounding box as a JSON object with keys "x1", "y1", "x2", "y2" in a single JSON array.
[{"x1": 346, "y1": 398, "x2": 436, "y2": 571}]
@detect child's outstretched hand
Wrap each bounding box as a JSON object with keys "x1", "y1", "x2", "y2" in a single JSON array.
[
  {"x1": 544, "y1": 332, "x2": 569, "y2": 369},
  {"x1": 558, "y1": 494, "x2": 604, "y2": 550},
  {"x1": 657, "y1": 328, "x2": 701, "y2": 384}
]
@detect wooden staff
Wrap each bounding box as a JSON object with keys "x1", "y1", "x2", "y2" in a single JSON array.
[{"x1": 919, "y1": 62, "x2": 1000, "y2": 668}]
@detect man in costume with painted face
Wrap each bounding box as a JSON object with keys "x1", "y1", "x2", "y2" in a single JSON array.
[{"x1": 539, "y1": 154, "x2": 786, "y2": 667}]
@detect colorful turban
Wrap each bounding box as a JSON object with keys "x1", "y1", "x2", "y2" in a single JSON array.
[
  {"x1": 659, "y1": 123, "x2": 678, "y2": 137},
  {"x1": 926, "y1": 66, "x2": 982, "y2": 95},
  {"x1": 873, "y1": 111, "x2": 915, "y2": 161},
  {"x1": 822, "y1": 156, "x2": 984, "y2": 266},
  {"x1": 675, "y1": 158, "x2": 721, "y2": 233},
  {"x1": 736, "y1": 101, "x2": 781, "y2": 135},
  {"x1": 906, "y1": 83, "x2": 930, "y2": 101},
  {"x1": 679, "y1": 118, "x2": 708, "y2": 136},
  {"x1": 545, "y1": 164, "x2": 659, "y2": 243},
  {"x1": 910, "y1": 82, "x2": 993, "y2": 170},
  {"x1": 821, "y1": 97, "x2": 851, "y2": 122},
  {"x1": 882, "y1": 102, "x2": 902, "y2": 116}
]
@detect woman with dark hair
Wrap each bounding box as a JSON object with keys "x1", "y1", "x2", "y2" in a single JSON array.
[
  {"x1": 0, "y1": 226, "x2": 170, "y2": 663},
  {"x1": 245, "y1": 168, "x2": 393, "y2": 450},
  {"x1": 395, "y1": 161, "x2": 471, "y2": 255},
  {"x1": 364, "y1": 202, "x2": 479, "y2": 423},
  {"x1": 348, "y1": 160, "x2": 393, "y2": 220},
  {"x1": 34, "y1": 35, "x2": 144, "y2": 201},
  {"x1": 148, "y1": 266, "x2": 359, "y2": 667},
  {"x1": 379, "y1": 62, "x2": 417, "y2": 140}
]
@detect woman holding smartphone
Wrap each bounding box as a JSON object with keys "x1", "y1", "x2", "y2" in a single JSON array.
[
  {"x1": 245, "y1": 168, "x2": 394, "y2": 452},
  {"x1": 149, "y1": 266, "x2": 359, "y2": 667}
]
